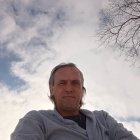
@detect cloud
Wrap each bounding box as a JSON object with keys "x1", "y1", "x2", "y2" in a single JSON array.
[
  {"x1": 68, "y1": 49, "x2": 140, "y2": 137},
  {"x1": 0, "y1": 0, "x2": 140, "y2": 139},
  {"x1": 0, "y1": 47, "x2": 26, "y2": 89},
  {"x1": 79, "y1": 49, "x2": 140, "y2": 116}
]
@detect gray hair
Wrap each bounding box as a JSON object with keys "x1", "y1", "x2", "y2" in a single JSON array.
[{"x1": 49, "y1": 62, "x2": 86, "y2": 107}]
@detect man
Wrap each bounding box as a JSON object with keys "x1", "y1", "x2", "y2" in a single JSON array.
[{"x1": 11, "y1": 63, "x2": 139, "y2": 140}]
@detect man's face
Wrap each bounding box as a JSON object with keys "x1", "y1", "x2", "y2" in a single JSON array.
[{"x1": 50, "y1": 66, "x2": 84, "y2": 116}]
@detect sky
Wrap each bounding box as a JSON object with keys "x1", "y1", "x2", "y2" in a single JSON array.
[{"x1": 0, "y1": 0, "x2": 140, "y2": 139}]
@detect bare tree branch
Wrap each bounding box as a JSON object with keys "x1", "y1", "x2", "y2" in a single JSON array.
[{"x1": 98, "y1": 0, "x2": 140, "y2": 61}]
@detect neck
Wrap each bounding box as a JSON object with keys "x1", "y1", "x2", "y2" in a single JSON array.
[{"x1": 56, "y1": 108, "x2": 80, "y2": 117}]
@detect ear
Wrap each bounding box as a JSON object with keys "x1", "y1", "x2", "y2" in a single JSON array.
[
  {"x1": 49, "y1": 85, "x2": 54, "y2": 95},
  {"x1": 82, "y1": 87, "x2": 86, "y2": 96},
  {"x1": 82, "y1": 87, "x2": 86, "y2": 93}
]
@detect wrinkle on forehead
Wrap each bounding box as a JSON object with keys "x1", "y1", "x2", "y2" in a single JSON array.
[{"x1": 54, "y1": 67, "x2": 83, "y2": 84}]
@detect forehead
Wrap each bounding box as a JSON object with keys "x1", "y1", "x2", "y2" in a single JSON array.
[{"x1": 54, "y1": 66, "x2": 81, "y2": 80}]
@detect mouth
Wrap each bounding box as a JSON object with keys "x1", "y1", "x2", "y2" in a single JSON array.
[{"x1": 63, "y1": 96, "x2": 75, "y2": 99}]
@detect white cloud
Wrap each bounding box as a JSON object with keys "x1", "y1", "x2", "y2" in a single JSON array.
[
  {"x1": 123, "y1": 122, "x2": 140, "y2": 138},
  {"x1": 0, "y1": 0, "x2": 140, "y2": 140}
]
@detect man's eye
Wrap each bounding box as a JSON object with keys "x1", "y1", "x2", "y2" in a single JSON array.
[
  {"x1": 59, "y1": 81, "x2": 66, "y2": 85},
  {"x1": 72, "y1": 81, "x2": 80, "y2": 85}
]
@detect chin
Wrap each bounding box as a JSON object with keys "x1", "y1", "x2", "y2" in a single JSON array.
[{"x1": 63, "y1": 104, "x2": 79, "y2": 111}]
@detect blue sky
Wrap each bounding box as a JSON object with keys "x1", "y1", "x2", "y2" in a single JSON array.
[
  {"x1": 0, "y1": 47, "x2": 26, "y2": 89},
  {"x1": 0, "y1": 0, "x2": 140, "y2": 139}
]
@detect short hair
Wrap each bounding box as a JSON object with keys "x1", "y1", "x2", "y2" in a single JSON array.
[
  {"x1": 49, "y1": 63, "x2": 84, "y2": 86},
  {"x1": 49, "y1": 62, "x2": 86, "y2": 107}
]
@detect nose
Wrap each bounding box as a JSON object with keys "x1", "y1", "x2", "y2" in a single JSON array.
[{"x1": 65, "y1": 82, "x2": 73, "y2": 92}]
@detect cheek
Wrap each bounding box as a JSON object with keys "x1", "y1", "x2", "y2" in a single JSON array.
[
  {"x1": 53, "y1": 89, "x2": 63, "y2": 99},
  {"x1": 51, "y1": 86, "x2": 61, "y2": 94},
  {"x1": 76, "y1": 90, "x2": 83, "y2": 99}
]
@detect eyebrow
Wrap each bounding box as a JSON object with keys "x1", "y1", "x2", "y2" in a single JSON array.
[{"x1": 58, "y1": 79, "x2": 81, "y2": 84}]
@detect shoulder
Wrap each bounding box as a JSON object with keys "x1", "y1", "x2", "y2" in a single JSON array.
[
  {"x1": 81, "y1": 109, "x2": 108, "y2": 119},
  {"x1": 23, "y1": 110, "x2": 55, "y2": 121},
  {"x1": 93, "y1": 110, "x2": 118, "y2": 126},
  {"x1": 93, "y1": 110, "x2": 108, "y2": 120},
  {"x1": 82, "y1": 109, "x2": 111, "y2": 127},
  {"x1": 82, "y1": 110, "x2": 139, "y2": 139}
]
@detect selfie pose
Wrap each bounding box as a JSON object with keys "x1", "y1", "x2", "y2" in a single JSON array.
[{"x1": 11, "y1": 63, "x2": 139, "y2": 140}]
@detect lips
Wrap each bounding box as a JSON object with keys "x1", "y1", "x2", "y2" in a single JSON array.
[{"x1": 63, "y1": 95, "x2": 75, "y2": 99}]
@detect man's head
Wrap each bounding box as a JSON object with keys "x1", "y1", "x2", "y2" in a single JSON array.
[{"x1": 49, "y1": 63, "x2": 86, "y2": 116}]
